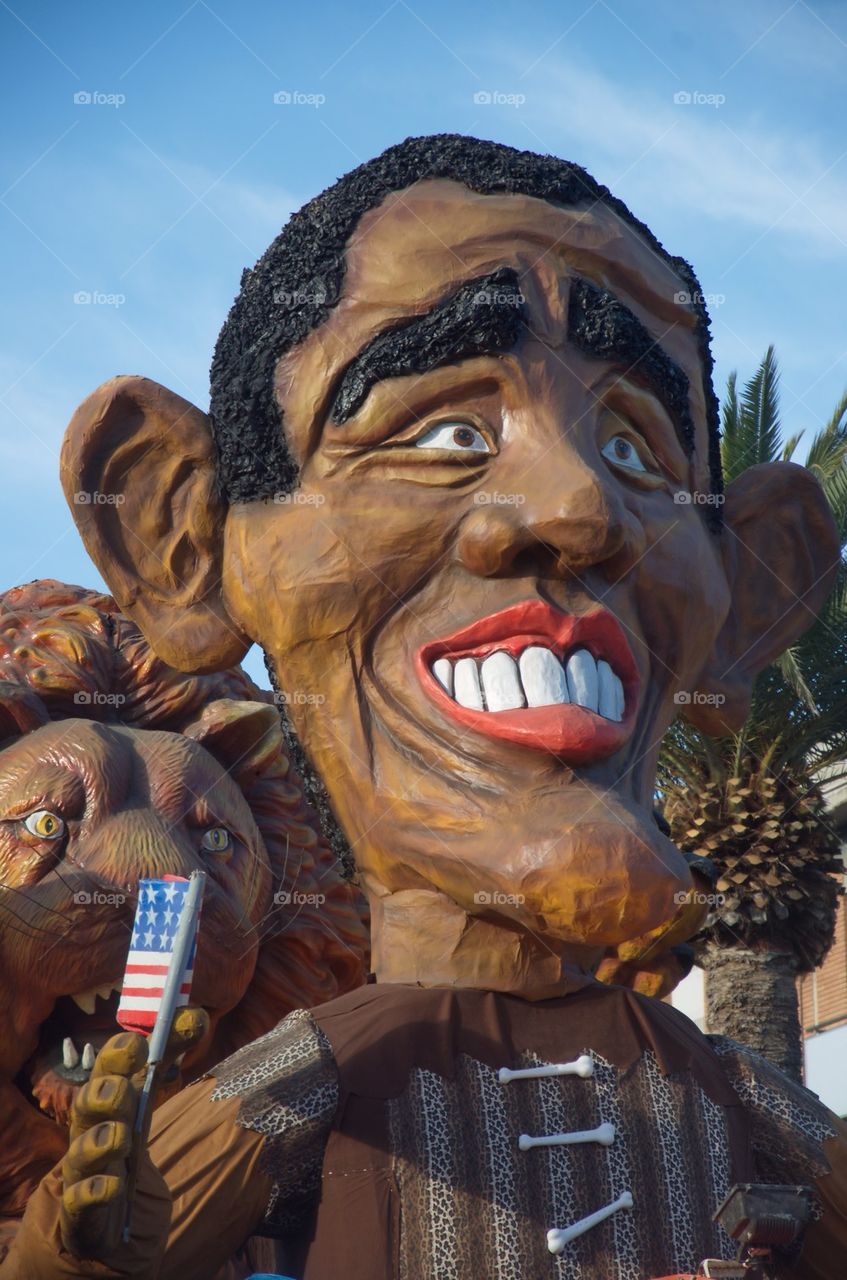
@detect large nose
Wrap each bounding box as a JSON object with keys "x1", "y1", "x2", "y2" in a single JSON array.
[
  {"x1": 456, "y1": 444, "x2": 645, "y2": 581},
  {"x1": 78, "y1": 813, "x2": 201, "y2": 887}
]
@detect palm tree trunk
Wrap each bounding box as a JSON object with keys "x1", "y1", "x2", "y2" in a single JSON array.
[{"x1": 700, "y1": 942, "x2": 803, "y2": 1082}]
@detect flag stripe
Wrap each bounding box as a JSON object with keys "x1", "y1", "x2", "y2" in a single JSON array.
[{"x1": 117, "y1": 876, "x2": 198, "y2": 1034}]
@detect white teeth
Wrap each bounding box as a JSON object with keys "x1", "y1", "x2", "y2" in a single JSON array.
[
  {"x1": 62, "y1": 1037, "x2": 79, "y2": 1070},
  {"x1": 519, "y1": 646, "x2": 569, "y2": 708},
  {"x1": 565, "y1": 649, "x2": 599, "y2": 714},
  {"x1": 432, "y1": 658, "x2": 453, "y2": 696},
  {"x1": 81, "y1": 1043, "x2": 96, "y2": 1070},
  {"x1": 453, "y1": 657, "x2": 484, "y2": 710},
  {"x1": 481, "y1": 652, "x2": 526, "y2": 711},
  {"x1": 70, "y1": 991, "x2": 97, "y2": 1015},
  {"x1": 612, "y1": 671, "x2": 625, "y2": 720},
  {"x1": 69, "y1": 982, "x2": 120, "y2": 1016},
  {"x1": 431, "y1": 645, "x2": 624, "y2": 722},
  {"x1": 597, "y1": 660, "x2": 618, "y2": 720}
]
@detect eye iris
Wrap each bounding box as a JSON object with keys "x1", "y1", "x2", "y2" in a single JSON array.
[
  {"x1": 452, "y1": 426, "x2": 476, "y2": 447},
  {"x1": 613, "y1": 437, "x2": 632, "y2": 460},
  {"x1": 25, "y1": 810, "x2": 63, "y2": 838}
]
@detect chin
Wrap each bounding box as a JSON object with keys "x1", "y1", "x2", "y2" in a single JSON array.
[{"x1": 357, "y1": 788, "x2": 693, "y2": 950}]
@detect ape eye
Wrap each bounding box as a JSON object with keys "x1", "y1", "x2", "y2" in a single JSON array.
[
  {"x1": 23, "y1": 809, "x2": 65, "y2": 840},
  {"x1": 601, "y1": 435, "x2": 648, "y2": 473},
  {"x1": 200, "y1": 826, "x2": 232, "y2": 855},
  {"x1": 414, "y1": 422, "x2": 491, "y2": 453}
]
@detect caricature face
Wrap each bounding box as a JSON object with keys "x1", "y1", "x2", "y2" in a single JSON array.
[{"x1": 219, "y1": 178, "x2": 736, "y2": 947}]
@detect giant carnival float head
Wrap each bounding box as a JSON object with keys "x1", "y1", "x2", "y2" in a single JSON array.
[{"x1": 59, "y1": 134, "x2": 838, "y2": 999}]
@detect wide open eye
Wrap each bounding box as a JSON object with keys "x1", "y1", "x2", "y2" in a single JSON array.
[
  {"x1": 23, "y1": 809, "x2": 65, "y2": 840},
  {"x1": 601, "y1": 434, "x2": 648, "y2": 473},
  {"x1": 200, "y1": 826, "x2": 232, "y2": 855},
  {"x1": 414, "y1": 421, "x2": 491, "y2": 453}
]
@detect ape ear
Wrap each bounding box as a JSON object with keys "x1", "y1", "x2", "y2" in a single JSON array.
[
  {"x1": 60, "y1": 376, "x2": 249, "y2": 674},
  {"x1": 183, "y1": 699, "x2": 281, "y2": 785},
  {"x1": 686, "y1": 462, "x2": 839, "y2": 734}
]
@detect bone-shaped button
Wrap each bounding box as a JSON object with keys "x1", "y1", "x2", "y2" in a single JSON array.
[
  {"x1": 498, "y1": 1054, "x2": 594, "y2": 1083},
  {"x1": 546, "y1": 1190, "x2": 633, "y2": 1254},
  {"x1": 519, "y1": 1121, "x2": 615, "y2": 1151}
]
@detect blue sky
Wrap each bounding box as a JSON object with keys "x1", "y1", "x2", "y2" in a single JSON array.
[{"x1": 1, "y1": 0, "x2": 845, "y2": 687}]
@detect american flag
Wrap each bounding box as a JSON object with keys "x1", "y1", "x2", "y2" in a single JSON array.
[{"x1": 117, "y1": 876, "x2": 199, "y2": 1034}]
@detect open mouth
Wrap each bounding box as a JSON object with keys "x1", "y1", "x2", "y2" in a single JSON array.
[
  {"x1": 23, "y1": 977, "x2": 204, "y2": 1129},
  {"x1": 24, "y1": 980, "x2": 125, "y2": 1127},
  {"x1": 416, "y1": 601, "x2": 640, "y2": 761}
]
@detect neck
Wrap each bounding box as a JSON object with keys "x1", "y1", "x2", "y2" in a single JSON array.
[{"x1": 368, "y1": 888, "x2": 603, "y2": 1001}]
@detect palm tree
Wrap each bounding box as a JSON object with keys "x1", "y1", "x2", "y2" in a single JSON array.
[{"x1": 659, "y1": 348, "x2": 847, "y2": 1081}]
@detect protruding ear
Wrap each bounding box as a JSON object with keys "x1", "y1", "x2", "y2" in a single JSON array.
[
  {"x1": 183, "y1": 699, "x2": 281, "y2": 785},
  {"x1": 60, "y1": 376, "x2": 249, "y2": 673},
  {"x1": 687, "y1": 462, "x2": 839, "y2": 734}
]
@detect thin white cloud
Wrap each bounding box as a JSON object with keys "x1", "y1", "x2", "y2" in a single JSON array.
[{"x1": 514, "y1": 55, "x2": 847, "y2": 255}]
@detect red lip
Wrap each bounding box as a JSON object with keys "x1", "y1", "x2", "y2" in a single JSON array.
[{"x1": 416, "y1": 600, "x2": 640, "y2": 762}]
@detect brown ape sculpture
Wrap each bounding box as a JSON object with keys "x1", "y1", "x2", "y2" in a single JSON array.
[{"x1": 0, "y1": 581, "x2": 367, "y2": 1256}]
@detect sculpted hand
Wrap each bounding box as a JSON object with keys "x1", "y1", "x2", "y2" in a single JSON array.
[
  {"x1": 0, "y1": 1006, "x2": 208, "y2": 1279},
  {"x1": 61, "y1": 1007, "x2": 209, "y2": 1261}
]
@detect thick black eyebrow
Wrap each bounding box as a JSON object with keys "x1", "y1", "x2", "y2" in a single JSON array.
[
  {"x1": 567, "y1": 276, "x2": 695, "y2": 455},
  {"x1": 329, "y1": 267, "x2": 526, "y2": 424}
]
